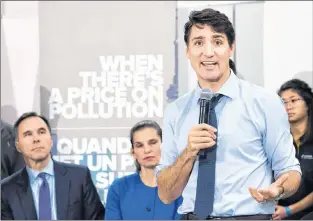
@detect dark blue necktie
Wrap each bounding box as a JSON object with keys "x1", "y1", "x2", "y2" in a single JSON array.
[
  {"x1": 38, "y1": 172, "x2": 52, "y2": 220},
  {"x1": 195, "y1": 94, "x2": 223, "y2": 219}
]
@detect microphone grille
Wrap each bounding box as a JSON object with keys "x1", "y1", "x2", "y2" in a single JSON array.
[{"x1": 200, "y1": 88, "x2": 213, "y2": 100}]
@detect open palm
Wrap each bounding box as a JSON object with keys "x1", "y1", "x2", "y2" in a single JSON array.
[{"x1": 249, "y1": 173, "x2": 288, "y2": 203}]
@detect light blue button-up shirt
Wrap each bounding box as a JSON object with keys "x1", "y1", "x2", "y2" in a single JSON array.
[
  {"x1": 156, "y1": 71, "x2": 301, "y2": 216},
  {"x1": 26, "y1": 159, "x2": 57, "y2": 220}
]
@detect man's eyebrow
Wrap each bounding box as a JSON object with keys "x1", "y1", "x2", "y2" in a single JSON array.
[
  {"x1": 38, "y1": 127, "x2": 47, "y2": 131},
  {"x1": 23, "y1": 130, "x2": 32, "y2": 136},
  {"x1": 191, "y1": 35, "x2": 225, "y2": 41},
  {"x1": 212, "y1": 34, "x2": 225, "y2": 39},
  {"x1": 191, "y1": 36, "x2": 205, "y2": 41}
]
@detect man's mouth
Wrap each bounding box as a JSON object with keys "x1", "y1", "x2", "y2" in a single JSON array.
[
  {"x1": 33, "y1": 147, "x2": 44, "y2": 151},
  {"x1": 201, "y1": 61, "x2": 217, "y2": 67}
]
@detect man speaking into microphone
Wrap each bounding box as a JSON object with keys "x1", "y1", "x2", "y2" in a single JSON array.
[{"x1": 156, "y1": 8, "x2": 301, "y2": 220}]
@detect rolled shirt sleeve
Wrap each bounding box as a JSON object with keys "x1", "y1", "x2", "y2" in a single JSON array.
[{"x1": 262, "y1": 94, "x2": 301, "y2": 179}]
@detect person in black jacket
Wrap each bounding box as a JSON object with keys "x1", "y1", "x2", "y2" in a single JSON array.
[
  {"x1": 1, "y1": 112, "x2": 105, "y2": 220},
  {"x1": 275, "y1": 79, "x2": 313, "y2": 220},
  {"x1": 1, "y1": 119, "x2": 24, "y2": 179}
]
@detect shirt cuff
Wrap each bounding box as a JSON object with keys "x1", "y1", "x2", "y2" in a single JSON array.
[
  {"x1": 155, "y1": 163, "x2": 167, "y2": 178},
  {"x1": 274, "y1": 165, "x2": 302, "y2": 180}
]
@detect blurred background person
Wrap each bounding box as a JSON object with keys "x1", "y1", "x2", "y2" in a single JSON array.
[
  {"x1": 275, "y1": 79, "x2": 313, "y2": 220},
  {"x1": 105, "y1": 120, "x2": 182, "y2": 220},
  {"x1": 1, "y1": 119, "x2": 24, "y2": 179},
  {"x1": 1, "y1": 112, "x2": 104, "y2": 220}
]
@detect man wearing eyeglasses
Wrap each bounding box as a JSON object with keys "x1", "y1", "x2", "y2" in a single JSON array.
[{"x1": 276, "y1": 79, "x2": 313, "y2": 220}]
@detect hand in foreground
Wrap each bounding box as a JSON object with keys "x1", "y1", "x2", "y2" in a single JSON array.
[
  {"x1": 186, "y1": 123, "x2": 217, "y2": 158},
  {"x1": 248, "y1": 173, "x2": 288, "y2": 203}
]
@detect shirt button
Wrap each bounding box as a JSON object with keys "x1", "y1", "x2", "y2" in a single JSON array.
[{"x1": 146, "y1": 207, "x2": 151, "y2": 212}]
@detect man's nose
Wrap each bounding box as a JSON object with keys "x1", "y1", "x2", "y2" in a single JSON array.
[
  {"x1": 32, "y1": 133, "x2": 40, "y2": 143},
  {"x1": 203, "y1": 43, "x2": 214, "y2": 57}
]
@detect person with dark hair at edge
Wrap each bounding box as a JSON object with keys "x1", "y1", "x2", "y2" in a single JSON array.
[
  {"x1": 156, "y1": 8, "x2": 301, "y2": 220},
  {"x1": 1, "y1": 112, "x2": 105, "y2": 220},
  {"x1": 1, "y1": 119, "x2": 24, "y2": 179},
  {"x1": 275, "y1": 79, "x2": 313, "y2": 220},
  {"x1": 105, "y1": 120, "x2": 182, "y2": 220}
]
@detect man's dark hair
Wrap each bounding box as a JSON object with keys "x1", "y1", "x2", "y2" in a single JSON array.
[
  {"x1": 184, "y1": 8, "x2": 236, "y2": 74},
  {"x1": 130, "y1": 120, "x2": 162, "y2": 172},
  {"x1": 278, "y1": 79, "x2": 313, "y2": 143},
  {"x1": 14, "y1": 112, "x2": 52, "y2": 141}
]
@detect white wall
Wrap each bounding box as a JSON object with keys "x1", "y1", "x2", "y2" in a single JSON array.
[
  {"x1": 1, "y1": 1, "x2": 40, "y2": 124},
  {"x1": 263, "y1": 1, "x2": 312, "y2": 92},
  {"x1": 177, "y1": 1, "x2": 256, "y2": 8}
]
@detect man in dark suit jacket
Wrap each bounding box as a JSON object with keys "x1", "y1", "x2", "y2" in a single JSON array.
[
  {"x1": 1, "y1": 119, "x2": 24, "y2": 179},
  {"x1": 1, "y1": 112, "x2": 105, "y2": 220}
]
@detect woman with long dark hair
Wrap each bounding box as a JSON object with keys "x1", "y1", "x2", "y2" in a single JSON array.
[{"x1": 274, "y1": 79, "x2": 313, "y2": 220}]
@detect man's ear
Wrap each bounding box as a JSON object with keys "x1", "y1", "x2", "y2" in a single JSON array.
[
  {"x1": 15, "y1": 141, "x2": 22, "y2": 153},
  {"x1": 230, "y1": 43, "x2": 236, "y2": 57},
  {"x1": 50, "y1": 135, "x2": 53, "y2": 148},
  {"x1": 186, "y1": 46, "x2": 190, "y2": 59}
]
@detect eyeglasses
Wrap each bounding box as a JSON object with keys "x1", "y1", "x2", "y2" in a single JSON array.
[{"x1": 283, "y1": 98, "x2": 303, "y2": 106}]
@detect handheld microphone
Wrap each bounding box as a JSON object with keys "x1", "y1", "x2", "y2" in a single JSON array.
[{"x1": 198, "y1": 89, "x2": 213, "y2": 157}]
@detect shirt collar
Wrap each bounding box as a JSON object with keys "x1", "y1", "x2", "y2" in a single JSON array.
[
  {"x1": 26, "y1": 158, "x2": 54, "y2": 183},
  {"x1": 194, "y1": 69, "x2": 240, "y2": 104}
]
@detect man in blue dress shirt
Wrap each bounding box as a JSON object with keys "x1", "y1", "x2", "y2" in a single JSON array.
[
  {"x1": 1, "y1": 112, "x2": 104, "y2": 220},
  {"x1": 156, "y1": 8, "x2": 301, "y2": 220}
]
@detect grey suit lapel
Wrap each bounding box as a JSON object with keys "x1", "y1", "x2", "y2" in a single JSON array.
[
  {"x1": 54, "y1": 161, "x2": 70, "y2": 220},
  {"x1": 16, "y1": 168, "x2": 37, "y2": 220}
]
